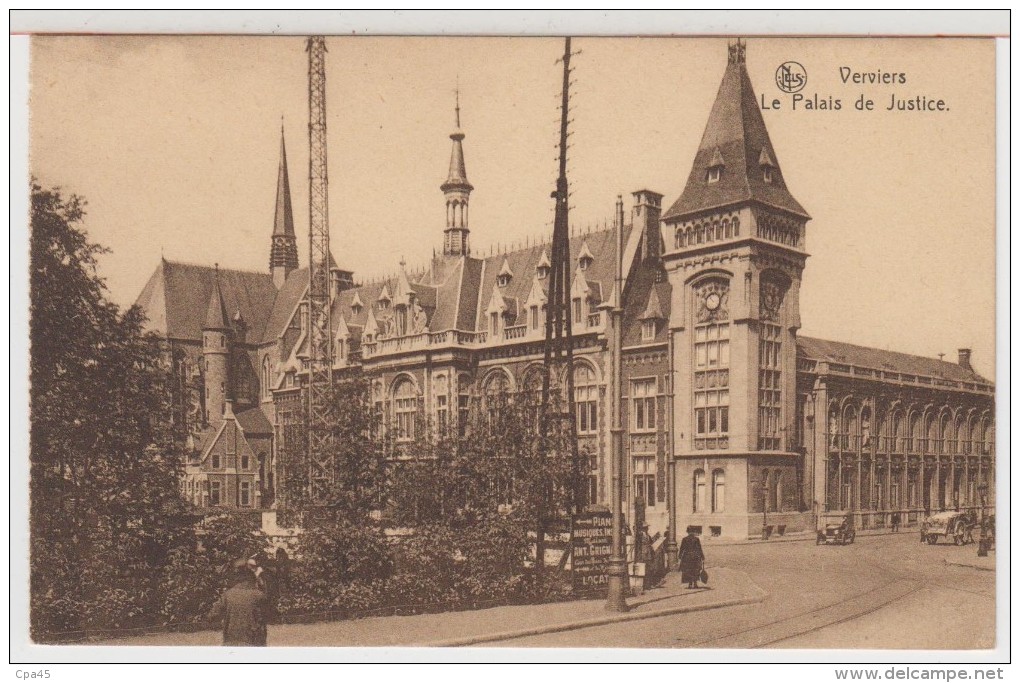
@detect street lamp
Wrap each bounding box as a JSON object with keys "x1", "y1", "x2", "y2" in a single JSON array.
[
  {"x1": 604, "y1": 195, "x2": 628, "y2": 613},
  {"x1": 762, "y1": 478, "x2": 769, "y2": 540},
  {"x1": 977, "y1": 483, "x2": 989, "y2": 557}
]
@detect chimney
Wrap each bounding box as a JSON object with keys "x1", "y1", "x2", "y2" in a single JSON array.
[
  {"x1": 957, "y1": 348, "x2": 973, "y2": 371},
  {"x1": 330, "y1": 268, "x2": 355, "y2": 300},
  {"x1": 632, "y1": 190, "x2": 664, "y2": 262}
]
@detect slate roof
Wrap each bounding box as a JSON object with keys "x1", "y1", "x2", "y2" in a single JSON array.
[
  {"x1": 135, "y1": 260, "x2": 278, "y2": 343},
  {"x1": 262, "y1": 267, "x2": 308, "y2": 342},
  {"x1": 235, "y1": 406, "x2": 274, "y2": 435},
  {"x1": 797, "y1": 337, "x2": 990, "y2": 384},
  {"x1": 663, "y1": 49, "x2": 808, "y2": 222}
]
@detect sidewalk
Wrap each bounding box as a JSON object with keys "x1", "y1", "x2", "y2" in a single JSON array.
[{"x1": 103, "y1": 566, "x2": 764, "y2": 647}]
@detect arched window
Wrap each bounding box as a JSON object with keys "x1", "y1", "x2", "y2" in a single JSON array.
[
  {"x1": 693, "y1": 469, "x2": 706, "y2": 513},
  {"x1": 675, "y1": 227, "x2": 683, "y2": 249},
  {"x1": 892, "y1": 411, "x2": 904, "y2": 452},
  {"x1": 924, "y1": 414, "x2": 937, "y2": 453},
  {"x1": 732, "y1": 217, "x2": 740, "y2": 236},
  {"x1": 909, "y1": 413, "x2": 921, "y2": 452},
  {"x1": 574, "y1": 364, "x2": 598, "y2": 435},
  {"x1": 722, "y1": 219, "x2": 731, "y2": 239},
  {"x1": 941, "y1": 414, "x2": 953, "y2": 454},
  {"x1": 711, "y1": 468, "x2": 725, "y2": 512},
  {"x1": 483, "y1": 371, "x2": 511, "y2": 426},
  {"x1": 392, "y1": 377, "x2": 417, "y2": 442}
]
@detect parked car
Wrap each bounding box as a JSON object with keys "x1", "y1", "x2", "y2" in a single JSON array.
[
  {"x1": 817, "y1": 517, "x2": 855, "y2": 545},
  {"x1": 920, "y1": 511, "x2": 974, "y2": 545}
]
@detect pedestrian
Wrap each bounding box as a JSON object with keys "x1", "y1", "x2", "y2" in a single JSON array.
[
  {"x1": 678, "y1": 526, "x2": 705, "y2": 589},
  {"x1": 208, "y1": 559, "x2": 269, "y2": 646},
  {"x1": 890, "y1": 511, "x2": 900, "y2": 533}
]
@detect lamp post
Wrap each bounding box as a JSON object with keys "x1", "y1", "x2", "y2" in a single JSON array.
[
  {"x1": 761, "y1": 478, "x2": 769, "y2": 540},
  {"x1": 605, "y1": 195, "x2": 628, "y2": 613},
  {"x1": 977, "y1": 483, "x2": 989, "y2": 556}
]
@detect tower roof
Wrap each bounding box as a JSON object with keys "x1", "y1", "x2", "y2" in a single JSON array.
[
  {"x1": 441, "y1": 91, "x2": 473, "y2": 193},
  {"x1": 273, "y1": 126, "x2": 295, "y2": 238},
  {"x1": 203, "y1": 267, "x2": 231, "y2": 330},
  {"x1": 663, "y1": 41, "x2": 809, "y2": 222}
]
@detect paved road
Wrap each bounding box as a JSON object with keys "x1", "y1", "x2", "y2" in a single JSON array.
[{"x1": 489, "y1": 533, "x2": 996, "y2": 649}]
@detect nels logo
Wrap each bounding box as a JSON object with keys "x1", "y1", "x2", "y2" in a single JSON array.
[{"x1": 775, "y1": 61, "x2": 807, "y2": 94}]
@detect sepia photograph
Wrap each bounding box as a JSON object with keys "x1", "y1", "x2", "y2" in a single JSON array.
[{"x1": 14, "y1": 13, "x2": 1006, "y2": 670}]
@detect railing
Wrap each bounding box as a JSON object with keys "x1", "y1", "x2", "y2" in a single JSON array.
[
  {"x1": 804, "y1": 361, "x2": 993, "y2": 394},
  {"x1": 504, "y1": 324, "x2": 527, "y2": 340}
]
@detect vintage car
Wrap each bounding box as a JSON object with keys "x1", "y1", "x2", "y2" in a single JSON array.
[
  {"x1": 921, "y1": 511, "x2": 975, "y2": 545},
  {"x1": 817, "y1": 519, "x2": 856, "y2": 545}
]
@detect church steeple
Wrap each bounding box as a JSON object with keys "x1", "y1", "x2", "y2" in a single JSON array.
[
  {"x1": 202, "y1": 265, "x2": 232, "y2": 424},
  {"x1": 270, "y1": 123, "x2": 299, "y2": 288},
  {"x1": 663, "y1": 39, "x2": 808, "y2": 223},
  {"x1": 441, "y1": 89, "x2": 473, "y2": 256}
]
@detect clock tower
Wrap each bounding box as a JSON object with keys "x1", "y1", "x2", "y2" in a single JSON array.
[{"x1": 662, "y1": 40, "x2": 811, "y2": 537}]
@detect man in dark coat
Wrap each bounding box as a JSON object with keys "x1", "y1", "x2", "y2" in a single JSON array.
[
  {"x1": 678, "y1": 526, "x2": 705, "y2": 589},
  {"x1": 208, "y1": 560, "x2": 269, "y2": 646}
]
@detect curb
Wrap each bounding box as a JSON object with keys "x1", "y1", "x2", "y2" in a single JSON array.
[
  {"x1": 706, "y1": 528, "x2": 915, "y2": 547},
  {"x1": 419, "y1": 581, "x2": 768, "y2": 647}
]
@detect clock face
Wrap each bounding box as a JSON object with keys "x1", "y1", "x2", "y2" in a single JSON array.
[{"x1": 706, "y1": 292, "x2": 721, "y2": 311}]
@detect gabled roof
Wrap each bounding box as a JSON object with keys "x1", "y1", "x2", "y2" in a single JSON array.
[
  {"x1": 663, "y1": 45, "x2": 809, "y2": 222},
  {"x1": 135, "y1": 260, "x2": 278, "y2": 343},
  {"x1": 640, "y1": 286, "x2": 665, "y2": 320},
  {"x1": 797, "y1": 337, "x2": 990, "y2": 384},
  {"x1": 262, "y1": 267, "x2": 307, "y2": 343}
]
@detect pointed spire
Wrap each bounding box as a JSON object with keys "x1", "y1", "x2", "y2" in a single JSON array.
[
  {"x1": 441, "y1": 91, "x2": 472, "y2": 193},
  {"x1": 270, "y1": 124, "x2": 299, "y2": 284},
  {"x1": 204, "y1": 265, "x2": 230, "y2": 330},
  {"x1": 640, "y1": 286, "x2": 665, "y2": 320},
  {"x1": 663, "y1": 39, "x2": 809, "y2": 222}
]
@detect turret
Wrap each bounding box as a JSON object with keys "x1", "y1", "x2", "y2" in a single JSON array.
[
  {"x1": 203, "y1": 266, "x2": 232, "y2": 423},
  {"x1": 441, "y1": 90, "x2": 473, "y2": 257}
]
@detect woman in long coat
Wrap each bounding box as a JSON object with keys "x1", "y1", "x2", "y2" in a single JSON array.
[{"x1": 678, "y1": 527, "x2": 705, "y2": 589}]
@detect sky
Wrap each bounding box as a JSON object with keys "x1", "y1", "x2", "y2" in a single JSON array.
[{"x1": 28, "y1": 36, "x2": 996, "y2": 378}]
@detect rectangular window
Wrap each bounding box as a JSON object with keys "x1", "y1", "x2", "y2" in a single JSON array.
[
  {"x1": 240, "y1": 481, "x2": 251, "y2": 507},
  {"x1": 758, "y1": 323, "x2": 783, "y2": 450},
  {"x1": 633, "y1": 456, "x2": 656, "y2": 507},
  {"x1": 395, "y1": 397, "x2": 416, "y2": 442},
  {"x1": 531, "y1": 306, "x2": 539, "y2": 330},
  {"x1": 573, "y1": 298, "x2": 582, "y2": 323},
  {"x1": 210, "y1": 481, "x2": 221, "y2": 506},
  {"x1": 642, "y1": 319, "x2": 656, "y2": 341},
  {"x1": 576, "y1": 385, "x2": 598, "y2": 434},
  {"x1": 458, "y1": 393, "x2": 470, "y2": 437},
  {"x1": 436, "y1": 394, "x2": 449, "y2": 433},
  {"x1": 693, "y1": 323, "x2": 731, "y2": 447},
  {"x1": 632, "y1": 379, "x2": 657, "y2": 431},
  {"x1": 240, "y1": 454, "x2": 249, "y2": 470},
  {"x1": 212, "y1": 452, "x2": 221, "y2": 469}
]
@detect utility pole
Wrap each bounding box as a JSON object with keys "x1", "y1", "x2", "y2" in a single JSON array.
[
  {"x1": 605, "y1": 195, "x2": 629, "y2": 612},
  {"x1": 305, "y1": 36, "x2": 335, "y2": 505},
  {"x1": 539, "y1": 36, "x2": 582, "y2": 581}
]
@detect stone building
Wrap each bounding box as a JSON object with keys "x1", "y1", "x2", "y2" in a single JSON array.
[{"x1": 134, "y1": 41, "x2": 994, "y2": 538}]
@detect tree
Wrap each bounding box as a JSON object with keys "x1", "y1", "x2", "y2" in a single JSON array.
[{"x1": 29, "y1": 182, "x2": 191, "y2": 639}]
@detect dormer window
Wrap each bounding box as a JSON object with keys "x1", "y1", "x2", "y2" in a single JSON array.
[
  {"x1": 642, "y1": 319, "x2": 657, "y2": 341},
  {"x1": 497, "y1": 259, "x2": 514, "y2": 288},
  {"x1": 378, "y1": 299, "x2": 390, "y2": 310},
  {"x1": 707, "y1": 146, "x2": 725, "y2": 184},
  {"x1": 536, "y1": 251, "x2": 551, "y2": 279},
  {"x1": 759, "y1": 147, "x2": 776, "y2": 184},
  {"x1": 351, "y1": 292, "x2": 364, "y2": 316},
  {"x1": 577, "y1": 241, "x2": 595, "y2": 271}
]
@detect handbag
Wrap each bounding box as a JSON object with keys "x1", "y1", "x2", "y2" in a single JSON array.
[{"x1": 700, "y1": 568, "x2": 709, "y2": 584}]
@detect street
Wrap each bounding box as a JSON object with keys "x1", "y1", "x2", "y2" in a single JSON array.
[{"x1": 490, "y1": 532, "x2": 996, "y2": 649}]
